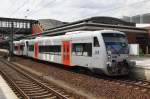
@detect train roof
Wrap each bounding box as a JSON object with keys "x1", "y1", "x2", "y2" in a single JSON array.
[
  {"x1": 65, "y1": 30, "x2": 125, "y2": 35},
  {"x1": 27, "y1": 30, "x2": 126, "y2": 42},
  {"x1": 99, "y1": 30, "x2": 125, "y2": 34}
]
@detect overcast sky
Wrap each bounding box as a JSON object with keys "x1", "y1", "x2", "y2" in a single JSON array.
[{"x1": 0, "y1": 0, "x2": 150, "y2": 22}]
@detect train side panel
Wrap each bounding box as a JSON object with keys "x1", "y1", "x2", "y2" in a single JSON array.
[
  {"x1": 13, "y1": 41, "x2": 21, "y2": 56},
  {"x1": 22, "y1": 40, "x2": 29, "y2": 56},
  {"x1": 28, "y1": 40, "x2": 34, "y2": 58},
  {"x1": 91, "y1": 31, "x2": 108, "y2": 73},
  {"x1": 70, "y1": 33, "x2": 92, "y2": 68},
  {"x1": 38, "y1": 37, "x2": 63, "y2": 65}
]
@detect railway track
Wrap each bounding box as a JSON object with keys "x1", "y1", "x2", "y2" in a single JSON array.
[
  {"x1": 95, "y1": 74, "x2": 150, "y2": 93},
  {"x1": 0, "y1": 59, "x2": 72, "y2": 99},
  {"x1": 0, "y1": 54, "x2": 149, "y2": 98},
  {"x1": 116, "y1": 78, "x2": 150, "y2": 92},
  {"x1": 71, "y1": 66, "x2": 150, "y2": 93}
]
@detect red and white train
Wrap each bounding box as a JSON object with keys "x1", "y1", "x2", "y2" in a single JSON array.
[{"x1": 13, "y1": 30, "x2": 133, "y2": 76}]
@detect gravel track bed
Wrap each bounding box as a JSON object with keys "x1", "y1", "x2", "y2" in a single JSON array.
[{"x1": 13, "y1": 56, "x2": 150, "y2": 99}]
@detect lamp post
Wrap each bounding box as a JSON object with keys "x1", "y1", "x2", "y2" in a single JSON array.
[{"x1": 8, "y1": 22, "x2": 14, "y2": 61}]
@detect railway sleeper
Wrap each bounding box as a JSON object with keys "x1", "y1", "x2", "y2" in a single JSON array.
[
  {"x1": 49, "y1": 96, "x2": 57, "y2": 99},
  {"x1": 19, "y1": 86, "x2": 43, "y2": 91},
  {"x1": 17, "y1": 83, "x2": 40, "y2": 87},
  {"x1": 142, "y1": 83, "x2": 149, "y2": 86},
  {"x1": 15, "y1": 79, "x2": 33, "y2": 83},
  {"x1": 22, "y1": 89, "x2": 46, "y2": 92},
  {"x1": 29, "y1": 93, "x2": 56, "y2": 99},
  {"x1": 21, "y1": 87, "x2": 44, "y2": 91},
  {"x1": 25, "y1": 89, "x2": 48, "y2": 94},
  {"x1": 27, "y1": 91, "x2": 52, "y2": 96}
]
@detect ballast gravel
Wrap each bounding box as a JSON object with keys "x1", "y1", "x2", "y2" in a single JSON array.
[{"x1": 14, "y1": 57, "x2": 150, "y2": 99}]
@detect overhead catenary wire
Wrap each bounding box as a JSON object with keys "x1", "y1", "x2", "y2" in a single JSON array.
[
  {"x1": 93, "y1": 0, "x2": 150, "y2": 17},
  {"x1": 23, "y1": 0, "x2": 150, "y2": 21},
  {"x1": 7, "y1": 0, "x2": 150, "y2": 20},
  {"x1": 7, "y1": 0, "x2": 20, "y2": 13},
  {"x1": 9, "y1": 0, "x2": 29, "y2": 17},
  {"x1": 26, "y1": 0, "x2": 57, "y2": 16}
]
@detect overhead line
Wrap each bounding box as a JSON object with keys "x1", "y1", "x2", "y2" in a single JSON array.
[
  {"x1": 9, "y1": 0, "x2": 29, "y2": 17},
  {"x1": 27, "y1": 0, "x2": 56, "y2": 16},
  {"x1": 94, "y1": 0, "x2": 150, "y2": 15}
]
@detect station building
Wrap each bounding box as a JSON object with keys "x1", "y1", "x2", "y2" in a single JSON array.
[
  {"x1": 0, "y1": 16, "x2": 149, "y2": 54},
  {"x1": 122, "y1": 13, "x2": 150, "y2": 54},
  {"x1": 0, "y1": 17, "x2": 36, "y2": 48}
]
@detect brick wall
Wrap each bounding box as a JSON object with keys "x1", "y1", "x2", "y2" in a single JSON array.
[
  {"x1": 126, "y1": 33, "x2": 137, "y2": 44},
  {"x1": 32, "y1": 23, "x2": 43, "y2": 35}
]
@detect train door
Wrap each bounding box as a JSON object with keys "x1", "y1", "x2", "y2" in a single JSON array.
[
  {"x1": 20, "y1": 44, "x2": 24, "y2": 55},
  {"x1": 18, "y1": 44, "x2": 20, "y2": 55},
  {"x1": 26, "y1": 41, "x2": 28, "y2": 56},
  {"x1": 34, "y1": 42, "x2": 39, "y2": 59},
  {"x1": 62, "y1": 41, "x2": 70, "y2": 65},
  {"x1": 92, "y1": 37, "x2": 100, "y2": 67}
]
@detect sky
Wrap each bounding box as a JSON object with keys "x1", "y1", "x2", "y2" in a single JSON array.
[{"x1": 0, "y1": 0, "x2": 150, "y2": 22}]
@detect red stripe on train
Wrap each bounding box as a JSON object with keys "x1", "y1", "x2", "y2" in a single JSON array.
[
  {"x1": 34, "y1": 42, "x2": 39, "y2": 59},
  {"x1": 62, "y1": 41, "x2": 70, "y2": 66}
]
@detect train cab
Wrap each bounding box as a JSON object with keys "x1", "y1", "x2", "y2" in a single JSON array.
[
  {"x1": 93, "y1": 30, "x2": 130, "y2": 76},
  {"x1": 20, "y1": 39, "x2": 29, "y2": 56},
  {"x1": 13, "y1": 41, "x2": 22, "y2": 55}
]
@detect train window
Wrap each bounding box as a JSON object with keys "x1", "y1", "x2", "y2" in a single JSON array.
[
  {"x1": 20, "y1": 45, "x2": 24, "y2": 51},
  {"x1": 29, "y1": 45, "x2": 34, "y2": 51},
  {"x1": 94, "y1": 37, "x2": 100, "y2": 47},
  {"x1": 85, "y1": 43, "x2": 92, "y2": 57},
  {"x1": 39, "y1": 46, "x2": 44, "y2": 52},
  {"x1": 14, "y1": 46, "x2": 18, "y2": 51},
  {"x1": 39, "y1": 45, "x2": 61, "y2": 55},
  {"x1": 76, "y1": 45, "x2": 83, "y2": 52},
  {"x1": 72, "y1": 43, "x2": 92, "y2": 57}
]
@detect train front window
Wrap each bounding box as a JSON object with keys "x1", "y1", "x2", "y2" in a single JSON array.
[
  {"x1": 105, "y1": 42, "x2": 128, "y2": 54},
  {"x1": 102, "y1": 33, "x2": 128, "y2": 54}
]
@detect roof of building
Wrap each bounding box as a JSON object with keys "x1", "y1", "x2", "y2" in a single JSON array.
[
  {"x1": 38, "y1": 19, "x2": 67, "y2": 30},
  {"x1": 20, "y1": 16, "x2": 147, "y2": 39},
  {"x1": 45, "y1": 16, "x2": 135, "y2": 31}
]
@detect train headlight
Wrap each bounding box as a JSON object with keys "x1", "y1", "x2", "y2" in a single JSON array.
[
  {"x1": 107, "y1": 51, "x2": 112, "y2": 61},
  {"x1": 108, "y1": 55, "x2": 111, "y2": 59}
]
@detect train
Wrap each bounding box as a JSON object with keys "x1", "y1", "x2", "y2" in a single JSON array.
[{"x1": 13, "y1": 30, "x2": 133, "y2": 76}]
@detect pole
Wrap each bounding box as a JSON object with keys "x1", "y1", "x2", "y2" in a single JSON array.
[{"x1": 8, "y1": 22, "x2": 14, "y2": 61}]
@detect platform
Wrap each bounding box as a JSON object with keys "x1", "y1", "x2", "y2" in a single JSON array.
[
  {"x1": 129, "y1": 56, "x2": 150, "y2": 80},
  {"x1": 0, "y1": 75, "x2": 18, "y2": 99},
  {"x1": 0, "y1": 49, "x2": 8, "y2": 53}
]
